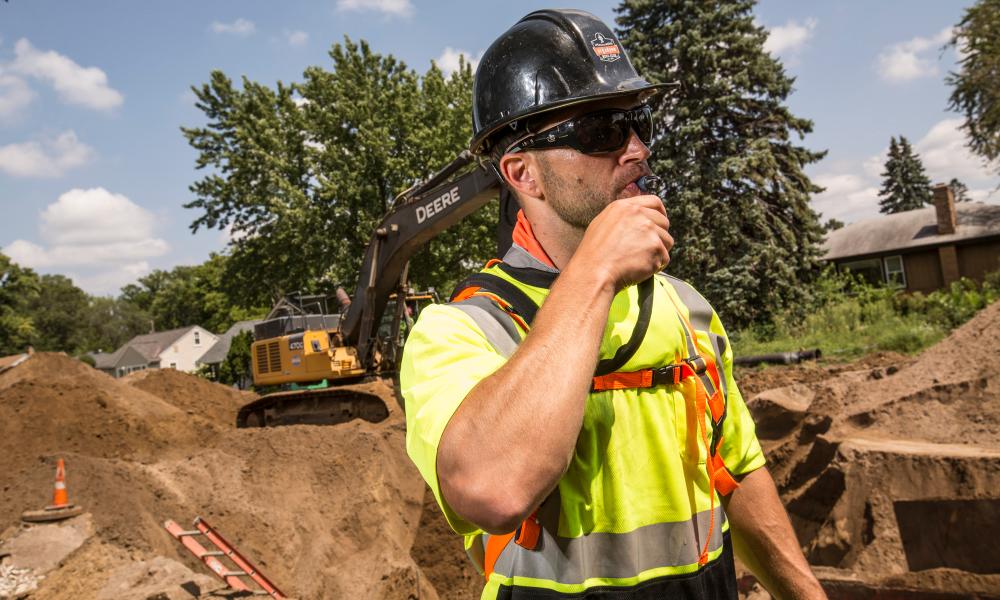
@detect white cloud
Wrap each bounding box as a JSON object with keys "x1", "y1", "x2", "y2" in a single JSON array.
[
  {"x1": 764, "y1": 18, "x2": 817, "y2": 59},
  {"x1": 810, "y1": 173, "x2": 880, "y2": 222},
  {"x1": 287, "y1": 31, "x2": 309, "y2": 47},
  {"x1": 0, "y1": 131, "x2": 94, "y2": 178},
  {"x1": 811, "y1": 118, "x2": 1000, "y2": 223},
  {"x1": 0, "y1": 70, "x2": 34, "y2": 119},
  {"x1": 877, "y1": 27, "x2": 953, "y2": 83},
  {"x1": 435, "y1": 47, "x2": 483, "y2": 77},
  {"x1": 3, "y1": 188, "x2": 169, "y2": 294},
  {"x1": 336, "y1": 0, "x2": 414, "y2": 17},
  {"x1": 9, "y1": 39, "x2": 123, "y2": 110},
  {"x1": 914, "y1": 118, "x2": 997, "y2": 182},
  {"x1": 211, "y1": 18, "x2": 256, "y2": 36},
  {"x1": 71, "y1": 261, "x2": 153, "y2": 296}
]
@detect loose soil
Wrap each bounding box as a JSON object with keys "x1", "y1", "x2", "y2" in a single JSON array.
[{"x1": 2, "y1": 300, "x2": 999, "y2": 599}]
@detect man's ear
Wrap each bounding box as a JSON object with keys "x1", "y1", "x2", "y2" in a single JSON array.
[{"x1": 499, "y1": 153, "x2": 542, "y2": 200}]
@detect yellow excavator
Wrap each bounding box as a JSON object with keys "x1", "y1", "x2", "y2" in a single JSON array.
[{"x1": 236, "y1": 152, "x2": 503, "y2": 427}]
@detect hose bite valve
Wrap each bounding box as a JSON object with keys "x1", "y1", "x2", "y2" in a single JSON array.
[{"x1": 636, "y1": 175, "x2": 664, "y2": 197}]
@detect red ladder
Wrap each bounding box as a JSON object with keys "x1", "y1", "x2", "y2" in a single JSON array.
[{"x1": 164, "y1": 516, "x2": 287, "y2": 599}]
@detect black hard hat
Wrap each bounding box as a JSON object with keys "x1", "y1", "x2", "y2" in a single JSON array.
[{"x1": 470, "y1": 8, "x2": 673, "y2": 156}]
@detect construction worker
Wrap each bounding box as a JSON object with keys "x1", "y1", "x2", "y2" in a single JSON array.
[{"x1": 401, "y1": 9, "x2": 826, "y2": 600}]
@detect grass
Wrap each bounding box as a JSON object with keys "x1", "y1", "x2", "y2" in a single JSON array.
[{"x1": 730, "y1": 269, "x2": 1000, "y2": 362}]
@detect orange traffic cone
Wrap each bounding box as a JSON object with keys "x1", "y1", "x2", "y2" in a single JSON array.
[
  {"x1": 48, "y1": 458, "x2": 70, "y2": 509},
  {"x1": 21, "y1": 458, "x2": 83, "y2": 523}
]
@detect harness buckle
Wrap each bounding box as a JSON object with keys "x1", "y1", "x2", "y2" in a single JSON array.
[
  {"x1": 685, "y1": 355, "x2": 707, "y2": 375},
  {"x1": 650, "y1": 365, "x2": 682, "y2": 386}
]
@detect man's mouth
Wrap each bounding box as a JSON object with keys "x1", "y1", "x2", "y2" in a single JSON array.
[{"x1": 619, "y1": 172, "x2": 653, "y2": 199}]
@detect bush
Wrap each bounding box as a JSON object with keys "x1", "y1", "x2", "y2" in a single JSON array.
[{"x1": 731, "y1": 267, "x2": 999, "y2": 360}]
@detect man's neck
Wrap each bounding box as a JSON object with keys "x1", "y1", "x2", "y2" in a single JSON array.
[{"x1": 522, "y1": 210, "x2": 585, "y2": 271}]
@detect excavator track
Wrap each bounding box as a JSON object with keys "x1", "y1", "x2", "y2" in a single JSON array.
[{"x1": 236, "y1": 384, "x2": 390, "y2": 428}]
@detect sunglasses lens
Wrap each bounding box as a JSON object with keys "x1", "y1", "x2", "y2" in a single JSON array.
[
  {"x1": 634, "y1": 107, "x2": 653, "y2": 144},
  {"x1": 575, "y1": 112, "x2": 630, "y2": 153}
]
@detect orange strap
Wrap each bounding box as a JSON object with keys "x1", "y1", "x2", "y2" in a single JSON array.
[
  {"x1": 592, "y1": 369, "x2": 653, "y2": 390},
  {"x1": 483, "y1": 511, "x2": 541, "y2": 581},
  {"x1": 483, "y1": 532, "x2": 514, "y2": 580}
]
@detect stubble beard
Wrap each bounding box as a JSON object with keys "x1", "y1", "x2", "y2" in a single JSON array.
[{"x1": 536, "y1": 155, "x2": 615, "y2": 230}]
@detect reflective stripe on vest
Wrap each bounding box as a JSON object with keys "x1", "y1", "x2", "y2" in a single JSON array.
[{"x1": 486, "y1": 506, "x2": 726, "y2": 585}]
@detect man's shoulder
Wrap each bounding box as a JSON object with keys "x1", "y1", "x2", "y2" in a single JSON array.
[{"x1": 655, "y1": 273, "x2": 712, "y2": 312}]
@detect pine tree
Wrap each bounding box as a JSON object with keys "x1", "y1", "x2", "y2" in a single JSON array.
[
  {"x1": 949, "y1": 177, "x2": 972, "y2": 202},
  {"x1": 615, "y1": 0, "x2": 826, "y2": 328},
  {"x1": 878, "y1": 136, "x2": 932, "y2": 214}
]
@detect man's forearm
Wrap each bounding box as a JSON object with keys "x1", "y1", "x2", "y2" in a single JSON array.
[
  {"x1": 722, "y1": 468, "x2": 827, "y2": 600},
  {"x1": 437, "y1": 262, "x2": 615, "y2": 533}
]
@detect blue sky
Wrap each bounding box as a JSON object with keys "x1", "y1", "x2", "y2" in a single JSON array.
[{"x1": 2, "y1": 0, "x2": 996, "y2": 295}]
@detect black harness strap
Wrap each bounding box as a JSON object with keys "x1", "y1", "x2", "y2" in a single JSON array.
[
  {"x1": 451, "y1": 270, "x2": 655, "y2": 377},
  {"x1": 594, "y1": 276, "x2": 655, "y2": 376},
  {"x1": 450, "y1": 272, "x2": 541, "y2": 326},
  {"x1": 497, "y1": 262, "x2": 558, "y2": 289}
]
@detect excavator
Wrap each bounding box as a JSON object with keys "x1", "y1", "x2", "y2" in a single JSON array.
[{"x1": 236, "y1": 152, "x2": 503, "y2": 427}]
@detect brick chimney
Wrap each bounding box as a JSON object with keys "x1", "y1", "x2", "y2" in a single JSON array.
[{"x1": 932, "y1": 183, "x2": 957, "y2": 235}]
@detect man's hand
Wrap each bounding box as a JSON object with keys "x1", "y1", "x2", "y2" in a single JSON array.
[{"x1": 572, "y1": 194, "x2": 674, "y2": 292}]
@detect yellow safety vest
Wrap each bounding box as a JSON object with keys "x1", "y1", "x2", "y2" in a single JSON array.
[{"x1": 401, "y1": 244, "x2": 766, "y2": 599}]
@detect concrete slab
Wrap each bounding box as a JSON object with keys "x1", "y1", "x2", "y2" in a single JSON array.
[{"x1": 0, "y1": 514, "x2": 92, "y2": 575}]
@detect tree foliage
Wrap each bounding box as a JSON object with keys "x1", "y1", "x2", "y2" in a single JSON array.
[
  {"x1": 0, "y1": 253, "x2": 41, "y2": 355},
  {"x1": 120, "y1": 254, "x2": 263, "y2": 334},
  {"x1": 0, "y1": 253, "x2": 153, "y2": 356},
  {"x1": 949, "y1": 177, "x2": 972, "y2": 202},
  {"x1": 183, "y1": 39, "x2": 497, "y2": 307},
  {"x1": 616, "y1": 0, "x2": 825, "y2": 327},
  {"x1": 878, "y1": 136, "x2": 932, "y2": 214},
  {"x1": 217, "y1": 330, "x2": 254, "y2": 387},
  {"x1": 947, "y1": 0, "x2": 1000, "y2": 172}
]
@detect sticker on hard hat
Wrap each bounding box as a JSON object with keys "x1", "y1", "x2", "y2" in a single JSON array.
[{"x1": 590, "y1": 33, "x2": 621, "y2": 62}]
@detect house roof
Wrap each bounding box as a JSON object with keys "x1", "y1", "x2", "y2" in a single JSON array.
[
  {"x1": 89, "y1": 344, "x2": 154, "y2": 370},
  {"x1": 198, "y1": 320, "x2": 257, "y2": 366},
  {"x1": 124, "y1": 326, "x2": 199, "y2": 362},
  {"x1": 823, "y1": 202, "x2": 1000, "y2": 261}
]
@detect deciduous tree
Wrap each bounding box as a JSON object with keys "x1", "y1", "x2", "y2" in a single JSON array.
[{"x1": 184, "y1": 41, "x2": 496, "y2": 307}]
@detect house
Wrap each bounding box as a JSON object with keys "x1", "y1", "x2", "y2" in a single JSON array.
[
  {"x1": 822, "y1": 184, "x2": 1000, "y2": 293},
  {"x1": 196, "y1": 320, "x2": 258, "y2": 388},
  {"x1": 90, "y1": 325, "x2": 218, "y2": 378}
]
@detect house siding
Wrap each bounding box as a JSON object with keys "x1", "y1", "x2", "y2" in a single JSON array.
[
  {"x1": 155, "y1": 327, "x2": 218, "y2": 373},
  {"x1": 958, "y1": 239, "x2": 1000, "y2": 281},
  {"x1": 903, "y1": 250, "x2": 944, "y2": 294}
]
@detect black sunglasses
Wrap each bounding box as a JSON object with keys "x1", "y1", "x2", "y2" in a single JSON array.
[{"x1": 506, "y1": 105, "x2": 654, "y2": 155}]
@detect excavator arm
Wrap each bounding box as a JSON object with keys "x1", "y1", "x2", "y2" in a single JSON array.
[{"x1": 340, "y1": 151, "x2": 501, "y2": 366}]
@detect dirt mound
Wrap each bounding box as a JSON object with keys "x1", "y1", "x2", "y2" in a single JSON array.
[
  {"x1": 0, "y1": 355, "x2": 437, "y2": 599},
  {"x1": 742, "y1": 301, "x2": 1000, "y2": 596},
  {"x1": 124, "y1": 367, "x2": 250, "y2": 428}
]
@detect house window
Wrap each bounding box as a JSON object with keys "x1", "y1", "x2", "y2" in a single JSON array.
[
  {"x1": 883, "y1": 255, "x2": 906, "y2": 288},
  {"x1": 194, "y1": 331, "x2": 200, "y2": 345},
  {"x1": 840, "y1": 258, "x2": 883, "y2": 286},
  {"x1": 170, "y1": 362, "x2": 177, "y2": 369}
]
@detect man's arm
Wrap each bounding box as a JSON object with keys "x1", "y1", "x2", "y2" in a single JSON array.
[
  {"x1": 436, "y1": 196, "x2": 672, "y2": 534},
  {"x1": 721, "y1": 467, "x2": 827, "y2": 600}
]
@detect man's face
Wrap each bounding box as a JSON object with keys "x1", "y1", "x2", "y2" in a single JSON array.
[{"x1": 526, "y1": 97, "x2": 653, "y2": 230}]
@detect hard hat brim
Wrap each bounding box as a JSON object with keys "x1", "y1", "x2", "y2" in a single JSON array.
[{"x1": 470, "y1": 80, "x2": 678, "y2": 156}]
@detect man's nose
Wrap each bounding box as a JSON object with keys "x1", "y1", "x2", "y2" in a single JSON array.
[{"x1": 618, "y1": 129, "x2": 652, "y2": 164}]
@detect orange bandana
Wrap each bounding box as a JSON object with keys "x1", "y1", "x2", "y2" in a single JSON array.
[{"x1": 511, "y1": 210, "x2": 557, "y2": 269}]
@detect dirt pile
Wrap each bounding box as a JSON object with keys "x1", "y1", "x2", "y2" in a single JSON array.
[
  {"x1": 742, "y1": 301, "x2": 1000, "y2": 596},
  {"x1": 0, "y1": 353, "x2": 443, "y2": 599}
]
